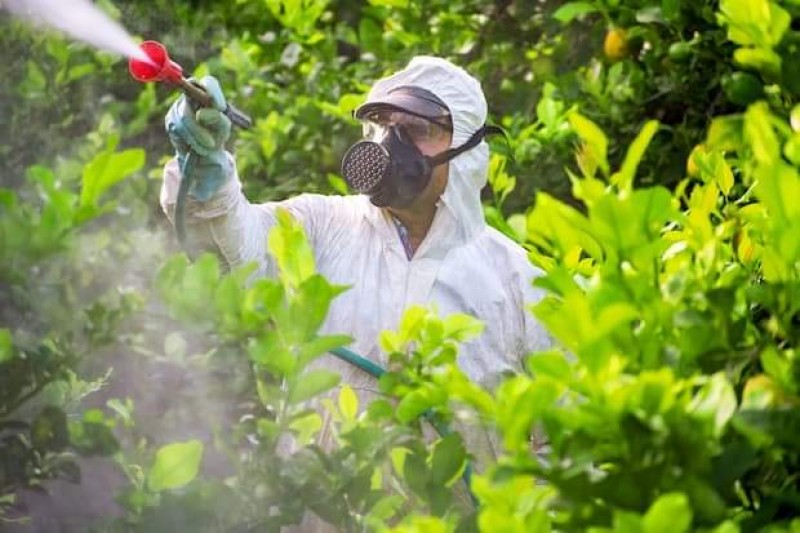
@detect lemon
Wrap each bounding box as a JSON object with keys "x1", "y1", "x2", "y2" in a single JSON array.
[{"x1": 604, "y1": 28, "x2": 628, "y2": 61}]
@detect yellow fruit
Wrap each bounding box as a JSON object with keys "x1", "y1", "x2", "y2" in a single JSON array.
[{"x1": 604, "y1": 28, "x2": 628, "y2": 61}]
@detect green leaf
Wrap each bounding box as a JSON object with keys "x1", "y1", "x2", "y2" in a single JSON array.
[
  {"x1": 507, "y1": 213, "x2": 527, "y2": 241},
  {"x1": 22, "y1": 60, "x2": 46, "y2": 94},
  {"x1": 80, "y1": 143, "x2": 144, "y2": 211},
  {"x1": 248, "y1": 330, "x2": 296, "y2": 376},
  {"x1": 710, "y1": 152, "x2": 735, "y2": 196},
  {"x1": 390, "y1": 447, "x2": 409, "y2": 476},
  {"x1": 706, "y1": 115, "x2": 744, "y2": 152},
  {"x1": 611, "y1": 120, "x2": 660, "y2": 194},
  {"x1": 339, "y1": 385, "x2": 358, "y2": 420},
  {"x1": 527, "y1": 192, "x2": 604, "y2": 260},
  {"x1": 590, "y1": 186, "x2": 675, "y2": 264},
  {"x1": 257, "y1": 418, "x2": 280, "y2": 440},
  {"x1": 290, "y1": 274, "x2": 349, "y2": 342},
  {"x1": 327, "y1": 173, "x2": 349, "y2": 195},
  {"x1": 569, "y1": 112, "x2": 609, "y2": 176},
  {"x1": 289, "y1": 411, "x2": 322, "y2": 443},
  {"x1": 66, "y1": 63, "x2": 96, "y2": 83},
  {"x1": 430, "y1": 433, "x2": 466, "y2": 486},
  {"x1": 687, "y1": 373, "x2": 737, "y2": 436},
  {"x1": 526, "y1": 350, "x2": 571, "y2": 381},
  {"x1": 402, "y1": 449, "x2": 430, "y2": 497},
  {"x1": 791, "y1": 104, "x2": 800, "y2": 132},
  {"x1": 287, "y1": 369, "x2": 340, "y2": 404},
  {"x1": 643, "y1": 493, "x2": 692, "y2": 533},
  {"x1": 146, "y1": 440, "x2": 204, "y2": 492},
  {"x1": 442, "y1": 313, "x2": 484, "y2": 342},
  {"x1": 268, "y1": 208, "x2": 316, "y2": 288},
  {"x1": 718, "y1": 0, "x2": 787, "y2": 47},
  {"x1": 745, "y1": 102, "x2": 780, "y2": 165},
  {"x1": 766, "y1": 2, "x2": 792, "y2": 45},
  {"x1": 31, "y1": 406, "x2": 69, "y2": 452},
  {"x1": 496, "y1": 377, "x2": 558, "y2": 453},
  {"x1": 488, "y1": 154, "x2": 516, "y2": 206},
  {"x1": 297, "y1": 334, "x2": 353, "y2": 367},
  {"x1": 536, "y1": 96, "x2": 561, "y2": 129},
  {"x1": 368, "y1": 0, "x2": 410, "y2": 7},
  {"x1": 754, "y1": 162, "x2": 800, "y2": 224},
  {"x1": 359, "y1": 17, "x2": 383, "y2": 51},
  {"x1": 709, "y1": 521, "x2": 742, "y2": 533},
  {"x1": 382, "y1": 306, "x2": 428, "y2": 353},
  {"x1": 733, "y1": 47, "x2": 781, "y2": 77},
  {"x1": 69, "y1": 419, "x2": 119, "y2": 456},
  {"x1": 760, "y1": 346, "x2": 794, "y2": 392},
  {"x1": 0, "y1": 329, "x2": 13, "y2": 364},
  {"x1": 784, "y1": 134, "x2": 800, "y2": 166},
  {"x1": 613, "y1": 510, "x2": 644, "y2": 532},
  {"x1": 552, "y1": 2, "x2": 599, "y2": 23},
  {"x1": 661, "y1": 0, "x2": 680, "y2": 21},
  {"x1": 396, "y1": 388, "x2": 443, "y2": 423}
]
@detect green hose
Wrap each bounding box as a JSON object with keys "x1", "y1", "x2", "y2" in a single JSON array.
[{"x1": 175, "y1": 153, "x2": 195, "y2": 246}]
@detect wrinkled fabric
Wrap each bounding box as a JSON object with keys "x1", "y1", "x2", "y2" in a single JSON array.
[{"x1": 161, "y1": 56, "x2": 552, "y2": 530}]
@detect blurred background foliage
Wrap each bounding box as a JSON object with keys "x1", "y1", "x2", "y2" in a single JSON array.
[
  {"x1": 10, "y1": 0, "x2": 799, "y2": 213},
  {"x1": 2, "y1": 0, "x2": 800, "y2": 531}
]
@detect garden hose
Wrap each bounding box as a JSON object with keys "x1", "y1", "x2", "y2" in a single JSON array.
[
  {"x1": 175, "y1": 152, "x2": 196, "y2": 246},
  {"x1": 329, "y1": 346, "x2": 478, "y2": 507}
]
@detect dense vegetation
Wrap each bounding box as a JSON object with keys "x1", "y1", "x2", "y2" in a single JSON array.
[{"x1": 2, "y1": 0, "x2": 800, "y2": 531}]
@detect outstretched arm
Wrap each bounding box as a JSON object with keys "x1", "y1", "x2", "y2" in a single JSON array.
[{"x1": 160, "y1": 155, "x2": 280, "y2": 278}]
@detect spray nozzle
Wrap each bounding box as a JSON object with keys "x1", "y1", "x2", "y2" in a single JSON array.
[{"x1": 129, "y1": 40, "x2": 252, "y2": 129}]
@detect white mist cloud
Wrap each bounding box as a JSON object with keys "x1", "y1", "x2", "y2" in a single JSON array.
[{"x1": 1, "y1": 0, "x2": 150, "y2": 62}]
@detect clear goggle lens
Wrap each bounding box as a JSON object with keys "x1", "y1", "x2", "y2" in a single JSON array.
[{"x1": 361, "y1": 111, "x2": 451, "y2": 144}]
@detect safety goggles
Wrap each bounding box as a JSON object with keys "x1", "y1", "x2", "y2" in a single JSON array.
[{"x1": 361, "y1": 110, "x2": 452, "y2": 145}]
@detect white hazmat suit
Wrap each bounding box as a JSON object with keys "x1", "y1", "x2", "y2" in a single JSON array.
[{"x1": 160, "y1": 55, "x2": 552, "y2": 478}]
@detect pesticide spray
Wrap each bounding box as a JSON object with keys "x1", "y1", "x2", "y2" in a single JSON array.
[
  {"x1": 1, "y1": 0, "x2": 151, "y2": 63},
  {"x1": 1, "y1": 0, "x2": 251, "y2": 126},
  {"x1": 2, "y1": 0, "x2": 253, "y2": 244}
]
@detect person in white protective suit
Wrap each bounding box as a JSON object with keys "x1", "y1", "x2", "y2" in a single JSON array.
[{"x1": 161, "y1": 56, "x2": 552, "y2": 524}]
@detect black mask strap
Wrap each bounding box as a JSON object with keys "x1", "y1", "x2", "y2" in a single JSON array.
[{"x1": 428, "y1": 124, "x2": 505, "y2": 167}]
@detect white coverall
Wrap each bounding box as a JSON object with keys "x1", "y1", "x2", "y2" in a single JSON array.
[{"x1": 161, "y1": 56, "x2": 552, "y2": 525}]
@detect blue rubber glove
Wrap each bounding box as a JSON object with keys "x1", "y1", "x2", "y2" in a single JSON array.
[{"x1": 165, "y1": 75, "x2": 232, "y2": 201}]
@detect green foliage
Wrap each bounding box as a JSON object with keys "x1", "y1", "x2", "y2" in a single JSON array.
[
  {"x1": 146, "y1": 440, "x2": 204, "y2": 492},
  {"x1": 4, "y1": 0, "x2": 800, "y2": 530}
]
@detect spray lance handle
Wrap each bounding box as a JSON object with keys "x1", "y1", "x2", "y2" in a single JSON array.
[{"x1": 129, "y1": 40, "x2": 252, "y2": 129}]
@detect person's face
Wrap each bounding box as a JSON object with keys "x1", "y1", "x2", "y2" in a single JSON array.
[
  {"x1": 412, "y1": 120, "x2": 452, "y2": 209},
  {"x1": 361, "y1": 110, "x2": 453, "y2": 209}
]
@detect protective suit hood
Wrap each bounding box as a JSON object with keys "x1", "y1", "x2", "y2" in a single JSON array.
[{"x1": 361, "y1": 56, "x2": 489, "y2": 245}]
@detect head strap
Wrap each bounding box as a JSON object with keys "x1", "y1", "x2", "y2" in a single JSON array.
[{"x1": 429, "y1": 125, "x2": 505, "y2": 166}]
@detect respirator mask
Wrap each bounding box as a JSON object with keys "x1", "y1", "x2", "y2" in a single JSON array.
[{"x1": 341, "y1": 109, "x2": 497, "y2": 208}]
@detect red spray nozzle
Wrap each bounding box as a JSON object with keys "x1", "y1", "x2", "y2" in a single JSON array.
[
  {"x1": 129, "y1": 41, "x2": 184, "y2": 84},
  {"x1": 128, "y1": 40, "x2": 252, "y2": 129}
]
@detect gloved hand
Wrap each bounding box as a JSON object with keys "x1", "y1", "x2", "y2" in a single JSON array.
[{"x1": 165, "y1": 75, "x2": 232, "y2": 201}]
